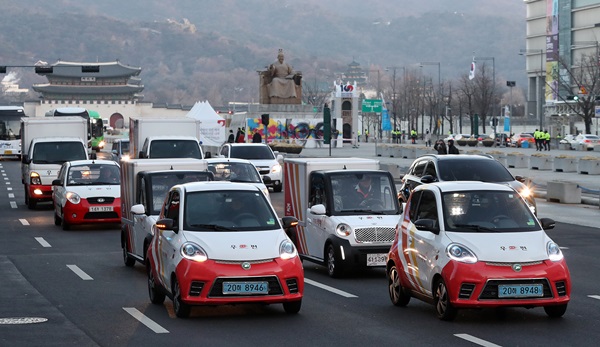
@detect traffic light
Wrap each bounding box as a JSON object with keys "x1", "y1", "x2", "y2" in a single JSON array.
[
  {"x1": 0, "y1": 66, "x2": 6, "y2": 74},
  {"x1": 35, "y1": 66, "x2": 53, "y2": 74},
  {"x1": 261, "y1": 114, "x2": 270, "y2": 125}
]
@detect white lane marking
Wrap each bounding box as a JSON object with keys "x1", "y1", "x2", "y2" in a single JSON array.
[
  {"x1": 123, "y1": 308, "x2": 169, "y2": 333},
  {"x1": 8, "y1": 193, "x2": 14, "y2": 198},
  {"x1": 5, "y1": 182, "x2": 10, "y2": 185},
  {"x1": 34, "y1": 237, "x2": 51, "y2": 248},
  {"x1": 559, "y1": 246, "x2": 569, "y2": 250},
  {"x1": 20, "y1": 219, "x2": 29, "y2": 226},
  {"x1": 67, "y1": 265, "x2": 93, "y2": 280},
  {"x1": 7, "y1": 187, "x2": 12, "y2": 190},
  {"x1": 455, "y1": 334, "x2": 502, "y2": 347},
  {"x1": 10, "y1": 201, "x2": 17, "y2": 208},
  {"x1": 3, "y1": 177, "x2": 8, "y2": 180},
  {"x1": 588, "y1": 295, "x2": 600, "y2": 300},
  {"x1": 304, "y1": 278, "x2": 358, "y2": 298}
]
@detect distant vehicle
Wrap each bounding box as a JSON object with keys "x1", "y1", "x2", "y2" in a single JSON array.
[
  {"x1": 445, "y1": 134, "x2": 471, "y2": 141},
  {"x1": 52, "y1": 160, "x2": 121, "y2": 230},
  {"x1": 574, "y1": 134, "x2": 600, "y2": 150},
  {"x1": 88, "y1": 110, "x2": 105, "y2": 149},
  {"x1": 146, "y1": 182, "x2": 303, "y2": 317},
  {"x1": 0, "y1": 106, "x2": 25, "y2": 158},
  {"x1": 510, "y1": 133, "x2": 535, "y2": 148},
  {"x1": 110, "y1": 138, "x2": 130, "y2": 162},
  {"x1": 45, "y1": 107, "x2": 104, "y2": 151},
  {"x1": 387, "y1": 181, "x2": 570, "y2": 321},
  {"x1": 129, "y1": 117, "x2": 204, "y2": 160},
  {"x1": 206, "y1": 158, "x2": 270, "y2": 200},
  {"x1": 218, "y1": 143, "x2": 283, "y2": 192},
  {"x1": 559, "y1": 134, "x2": 577, "y2": 149}
]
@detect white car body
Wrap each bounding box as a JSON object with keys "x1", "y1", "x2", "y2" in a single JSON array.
[
  {"x1": 218, "y1": 143, "x2": 283, "y2": 192},
  {"x1": 574, "y1": 134, "x2": 600, "y2": 150},
  {"x1": 205, "y1": 157, "x2": 270, "y2": 200}
]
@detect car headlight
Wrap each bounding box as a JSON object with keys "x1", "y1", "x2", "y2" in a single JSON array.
[
  {"x1": 271, "y1": 164, "x2": 281, "y2": 174},
  {"x1": 30, "y1": 172, "x2": 42, "y2": 185},
  {"x1": 181, "y1": 242, "x2": 208, "y2": 262},
  {"x1": 335, "y1": 223, "x2": 352, "y2": 237},
  {"x1": 279, "y1": 240, "x2": 297, "y2": 260},
  {"x1": 547, "y1": 241, "x2": 563, "y2": 261},
  {"x1": 66, "y1": 191, "x2": 81, "y2": 204},
  {"x1": 262, "y1": 187, "x2": 270, "y2": 199},
  {"x1": 121, "y1": 154, "x2": 130, "y2": 162},
  {"x1": 98, "y1": 140, "x2": 105, "y2": 148},
  {"x1": 446, "y1": 243, "x2": 477, "y2": 263},
  {"x1": 519, "y1": 186, "x2": 532, "y2": 198}
]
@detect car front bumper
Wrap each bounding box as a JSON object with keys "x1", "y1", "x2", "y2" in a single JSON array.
[{"x1": 62, "y1": 198, "x2": 122, "y2": 225}]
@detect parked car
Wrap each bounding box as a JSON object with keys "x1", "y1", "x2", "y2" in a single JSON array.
[
  {"x1": 574, "y1": 134, "x2": 600, "y2": 150},
  {"x1": 398, "y1": 154, "x2": 536, "y2": 214},
  {"x1": 387, "y1": 181, "x2": 570, "y2": 320},
  {"x1": 206, "y1": 157, "x2": 270, "y2": 200},
  {"x1": 218, "y1": 143, "x2": 283, "y2": 192},
  {"x1": 146, "y1": 181, "x2": 303, "y2": 317},
  {"x1": 559, "y1": 134, "x2": 577, "y2": 149},
  {"x1": 510, "y1": 133, "x2": 535, "y2": 148},
  {"x1": 52, "y1": 160, "x2": 121, "y2": 230},
  {"x1": 445, "y1": 134, "x2": 471, "y2": 141}
]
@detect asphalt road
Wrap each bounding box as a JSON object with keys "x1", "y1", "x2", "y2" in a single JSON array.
[{"x1": 1, "y1": 158, "x2": 600, "y2": 347}]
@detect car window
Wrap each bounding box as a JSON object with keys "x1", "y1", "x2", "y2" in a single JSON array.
[
  {"x1": 230, "y1": 145, "x2": 275, "y2": 160},
  {"x1": 415, "y1": 190, "x2": 438, "y2": 222},
  {"x1": 410, "y1": 160, "x2": 427, "y2": 177},
  {"x1": 149, "y1": 140, "x2": 201, "y2": 159},
  {"x1": 423, "y1": 161, "x2": 437, "y2": 178},
  {"x1": 437, "y1": 159, "x2": 514, "y2": 182},
  {"x1": 309, "y1": 174, "x2": 326, "y2": 208},
  {"x1": 208, "y1": 162, "x2": 261, "y2": 183},
  {"x1": 329, "y1": 172, "x2": 398, "y2": 214}
]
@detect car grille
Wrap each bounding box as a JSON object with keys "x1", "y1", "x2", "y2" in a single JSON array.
[
  {"x1": 458, "y1": 283, "x2": 476, "y2": 299},
  {"x1": 87, "y1": 197, "x2": 115, "y2": 204},
  {"x1": 485, "y1": 261, "x2": 543, "y2": 267},
  {"x1": 479, "y1": 279, "x2": 553, "y2": 300},
  {"x1": 354, "y1": 227, "x2": 396, "y2": 243},
  {"x1": 208, "y1": 276, "x2": 283, "y2": 297},
  {"x1": 286, "y1": 279, "x2": 299, "y2": 294},
  {"x1": 84, "y1": 212, "x2": 119, "y2": 220},
  {"x1": 257, "y1": 167, "x2": 270, "y2": 175},
  {"x1": 189, "y1": 281, "x2": 205, "y2": 296},
  {"x1": 555, "y1": 281, "x2": 567, "y2": 296}
]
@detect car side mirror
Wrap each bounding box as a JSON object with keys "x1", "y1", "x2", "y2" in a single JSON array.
[
  {"x1": 90, "y1": 152, "x2": 97, "y2": 160},
  {"x1": 539, "y1": 218, "x2": 555, "y2": 230},
  {"x1": 21, "y1": 155, "x2": 29, "y2": 164},
  {"x1": 52, "y1": 179, "x2": 61, "y2": 186},
  {"x1": 262, "y1": 176, "x2": 272, "y2": 184},
  {"x1": 281, "y1": 216, "x2": 298, "y2": 229},
  {"x1": 112, "y1": 149, "x2": 118, "y2": 155},
  {"x1": 204, "y1": 152, "x2": 212, "y2": 159},
  {"x1": 515, "y1": 175, "x2": 525, "y2": 183},
  {"x1": 155, "y1": 218, "x2": 177, "y2": 232},
  {"x1": 309, "y1": 204, "x2": 326, "y2": 215},
  {"x1": 420, "y1": 175, "x2": 436, "y2": 183},
  {"x1": 131, "y1": 204, "x2": 146, "y2": 215},
  {"x1": 139, "y1": 151, "x2": 145, "y2": 159},
  {"x1": 414, "y1": 218, "x2": 440, "y2": 234}
]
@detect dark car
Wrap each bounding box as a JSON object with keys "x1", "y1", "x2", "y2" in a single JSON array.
[{"x1": 398, "y1": 154, "x2": 537, "y2": 213}]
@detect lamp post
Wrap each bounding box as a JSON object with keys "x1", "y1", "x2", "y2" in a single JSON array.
[
  {"x1": 420, "y1": 61, "x2": 441, "y2": 135},
  {"x1": 367, "y1": 69, "x2": 381, "y2": 140},
  {"x1": 475, "y1": 56, "x2": 496, "y2": 131},
  {"x1": 385, "y1": 66, "x2": 406, "y2": 133},
  {"x1": 520, "y1": 49, "x2": 545, "y2": 130}
]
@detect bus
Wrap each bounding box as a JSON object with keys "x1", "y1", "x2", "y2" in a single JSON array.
[
  {"x1": 0, "y1": 106, "x2": 26, "y2": 158},
  {"x1": 45, "y1": 107, "x2": 104, "y2": 150}
]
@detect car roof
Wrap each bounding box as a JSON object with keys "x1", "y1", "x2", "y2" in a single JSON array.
[
  {"x1": 417, "y1": 181, "x2": 516, "y2": 193},
  {"x1": 66, "y1": 159, "x2": 119, "y2": 167},
  {"x1": 226, "y1": 143, "x2": 270, "y2": 147},
  {"x1": 414, "y1": 154, "x2": 495, "y2": 162},
  {"x1": 205, "y1": 158, "x2": 255, "y2": 165},
  {"x1": 176, "y1": 181, "x2": 261, "y2": 193}
]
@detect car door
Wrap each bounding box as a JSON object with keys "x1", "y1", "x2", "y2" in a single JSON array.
[
  {"x1": 132, "y1": 177, "x2": 152, "y2": 258},
  {"x1": 305, "y1": 173, "x2": 328, "y2": 259},
  {"x1": 157, "y1": 190, "x2": 182, "y2": 287},
  {"x1": 53, "y1": 164, "x2": 68, "y2": 209}
]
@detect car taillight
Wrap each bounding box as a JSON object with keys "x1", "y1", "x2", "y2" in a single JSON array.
[{"x1": 584, "y1": 139, "x2": 591, "y2": 143}]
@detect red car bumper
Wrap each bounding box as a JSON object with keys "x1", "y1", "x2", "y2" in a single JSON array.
[
  {"x1": 62, "y1": 198, "x2": 122, "y2": 225},
  {"x1": 441, "y1": 259, "x2": 570, "y2": 308},
  {"x1": 28, "y1": 184, "x2": 53, "y2": 202},
  {"x1": 174, "y1": 257, "x2": 304, "y2": 306}
]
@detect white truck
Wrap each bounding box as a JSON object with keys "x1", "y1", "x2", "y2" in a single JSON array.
[
  {"x1": 121, "y1": 158, "x2": 212, "y2": 267},
  {"x1": 283, "y1": 157, "x2": 401, "y2": 277},
  {"x1": 129, "y1": 117, "x2": 205, "y2": 160},
  {"x1": 0, "y1": 106, "x2": 25, "y2": 158},
  {"x1": 21, "y1": 117, "x2": 89, "y2": 209}
]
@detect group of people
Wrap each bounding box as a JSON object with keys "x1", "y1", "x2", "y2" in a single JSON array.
[
  {"x1": 228, "y1": 128, "x2": 247, "y2": 143},
  {"x1": 534, "y1": 129, "x2": 551, "y2": 151},
  {"x1": 434, "y1": 138, "x2": 460, "y2": 155}
]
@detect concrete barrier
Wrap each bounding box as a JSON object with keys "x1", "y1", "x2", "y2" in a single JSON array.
[
  {"x1": 380, "y1": 163, "x2": 404, "y2": 181},
  {"x1": 506, "y1": 153, "x2": 529, "y2": 168},
  {"x1": 578, "y1": 158, "x2": 600, "y2": 175},
  {"x1": 529, "y1": 155, "x2": 553, "y2": 170},
  {"x1": 546, "y1": 181, "x2": 581, "y2": 204}
]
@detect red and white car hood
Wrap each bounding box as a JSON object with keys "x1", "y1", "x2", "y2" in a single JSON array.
[
  {"x1": 445, "y1": 230, "x2": 550, "y2": 262},
  {"x1": 182, "y1": 230, "x2": 288, "y2": 261},
  {"x1": 68, "y1": 185, "x2": 120, "y2": 198}
]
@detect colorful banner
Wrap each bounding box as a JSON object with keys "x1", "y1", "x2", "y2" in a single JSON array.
[{"x1": 245, "y1": 118, "x2": 339, "y2": 142}]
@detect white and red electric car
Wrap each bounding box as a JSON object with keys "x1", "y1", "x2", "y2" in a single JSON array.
[
  {"x1": 146, "y1": 181, "x2": 303, "y2": 318},
  {"x1": 387, "y1": 181, "x2": 570, "y2": 320}
]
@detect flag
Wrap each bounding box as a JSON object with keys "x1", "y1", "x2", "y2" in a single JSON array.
[{"x1": 469, "y1": 58, "x2": 476, "y2": 80}]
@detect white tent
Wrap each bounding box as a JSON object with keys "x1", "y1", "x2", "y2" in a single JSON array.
[{"x1": 185, "y1": 101, "x2": 226, "y2": 147}]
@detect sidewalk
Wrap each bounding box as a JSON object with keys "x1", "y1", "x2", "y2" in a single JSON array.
[{"x1": 290, "y1": 141, "x2": 599, "y2": 228}]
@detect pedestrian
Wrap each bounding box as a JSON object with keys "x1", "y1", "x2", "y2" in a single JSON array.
[
  {"x1": 447, "y1": 139, "x2": 460, "y2": 154},
  {"x1": 424, "y1": 129, "x2": 431, "y2": 147},
  {"x1": 434, "y1": 139, "x2": 447, "y2": 154},
  {"x1": 227, "y1": 129, "x2": 235, "y2": 143},
  {"x1": 544, "y1": 130, "x2": 550, "y2": 151},
  {"x1": 410, "y1": 129, "x2": 417, "y2": 144},
  {"x1": 533, "y1": 128, "x2": 541, "y2": 151},
  {"x1": 365, "y1": 129, "x2": 369, "y2": 143},
  {"x1": 252, "y1": 129, "x2": 262, "y2": 143},
  {"x1": 236, "y1": 127, "x2": 244, "y2": 143},
  {"x1": 392, "y1": 128, "x2": 397, "y2": 144},
  {"x1": 357, "y1": 129, "x2": 361, "y2": 143}
]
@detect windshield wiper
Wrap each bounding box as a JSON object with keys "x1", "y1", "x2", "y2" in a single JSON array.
[
  {"x1": 189, "y1": 223, "x2": 234, "y2": 231},
  {"x1": 453, "y1": 224, "x2": 497, "y2": 232}
]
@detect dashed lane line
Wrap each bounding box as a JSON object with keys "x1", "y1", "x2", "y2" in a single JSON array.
[
  {"x1": 304, "y1": 278, "x2": 358, "y2": 298},
  {"x1": 20, "y1": 219, "x2": 29, "y2": 226},
  {"x1": 10, "y1": 201, "x2": 17, "y2": 208},
  {"x1": 67, "y1": 265, "x2": 93, "y2": 280},
  {"x1": 455, "y1": 334, "x2": 502, "y2": 347},
  {"x1": 34, "y1": 237, "x2": 51, "y2": 247},
  {"x1": 8, "y1": 193, "x2": 14, "y2": 198},
  {"x1": 588, "y1": 295, "x2": 600, "y2": 300},
  {"x1": 123, "y1": 308, "x2": 169, "y2": 333},
  {"x1": 7, "y1": 187, "x2": 12, "y2": 190}
]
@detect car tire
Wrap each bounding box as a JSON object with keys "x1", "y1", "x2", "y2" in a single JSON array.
[
  {"x1": 544, "y1": 304, "x2": 567, "y2": 318},
  {"x1": 54, "y1": 207, "x2": 61, "y2": 226},
  {"x1": 388, "y1": 265, "x2": 410, "y2": 307},
  {"x1": 173, "y1": 277, "x2": 191, "y2": 318},
  {"x1": 283, "y1": 300, "x2": 302, "y2": 314},
  {"x1": 27, "y1": 196, "x2": 37, "y2": 210},
  {"x1": 273, "y1": 184, "x2": 282, "y2": 193},
  {"x1": 433, "y1": 278, "x2": 457, "y2": 321},
  {"x1": 123, "y1": 238, "x2": 136, "y2": 268},
  {"x1": 147, "y1": 264, "x2": 165, "y2": 305},
  {"x1": 326, "y1": 244, "x2": 344, "y2": 278},
  {"x1": 61, "y1": 210, "x2": 70, "y2": 231}
]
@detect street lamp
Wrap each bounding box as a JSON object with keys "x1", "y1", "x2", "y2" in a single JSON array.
[
  {"x1": 385, "y1": 66, "x2": 406, "y2": 133},
  {"x1": 475, "y1": 56, "x2": 496, "y2": 131},
  {"x1": 367, "y1": 69, "x2": 381, "y2": 139},
  {"x1": 420, "y1": 61, "x2": 441, "y2": 135},
  {"x1": 520, "y1": 49, "x2": 545, "y2": 130}
]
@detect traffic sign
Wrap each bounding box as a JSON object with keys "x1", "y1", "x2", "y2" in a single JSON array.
[
  {"x1": 595, "y1": 106, "x2": 600, "y2": 118},
  {"x1": 361, "y1": 99, "x2": 382, "y2": 113}
]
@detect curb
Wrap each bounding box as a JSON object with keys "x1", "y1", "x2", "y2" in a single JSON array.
[{"x1": 534, "y1": 191, "x2": 600, "y2": 207}]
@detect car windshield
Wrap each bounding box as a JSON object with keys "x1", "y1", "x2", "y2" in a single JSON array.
[
  {"x1": 184, "y1": 190, "x2": 279, "y2": 231},
  {"x1": 32, "y1": 142, "x2": 87, "y2": 164},
  {"x1": 149, "y1": 140, "x2": 201, "y2": 159},
  {"x1": 67, "y1": 164, "x2": 120, "y2": 186},
  {"x1": 148, "y1": 172, "x2": 213, "y2": 215},
  {"x1": 230, "y1": 145, "x2": 275, "y2": 160},
  {"x1": 329, "y1": 172, "x2": 399, "y2": 215},
  {"x1": 437, "y1": 158, "x2": 515, "y2": 182},
  {"x1": 208, "y1": 162, "x2": 262, "y2": 183},
  {"x1": 121, "y1": 141, "x2": 130, "y2": 154},
  {"x1": 442, "y1": 190, "x2": 540, "y2": 232}
]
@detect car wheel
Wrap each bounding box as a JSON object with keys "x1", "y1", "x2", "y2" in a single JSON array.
[
  {"x1": 27, "y1": 196, "x2": 37, "y2": 210},
  {"x1": 273, "y1": 184, "x2": 283, "y2": 193},
  {"x1": 326, "y1": 244, "x2": 344, "y2": 278},
  {"x1": 544, "y1": 304, "x2": 567, "y2": 318},
  {"x1": 433, "y1": 278, "x2": 457, "y2": 321},
  {"x1": 283, "y1": 300, "x2": 302, "y2": 314},
  {"x1": 54, "y1": 207, "x2": 61, "y2": 226},
  {"x1": 388, "y1": 265, "x2": 410, "y2": 307},
  {"x1": 123, "y1": 237, "x2": 136, "y2": 268},
  {"x1": 147, "y1": 264, "x2": 165, "y2": 305},
  {"x1": 173, "y1": 277, "x2": 191, "y2": 318},
  {"x1": 61, "y1": 210, "x2": 70, "y2": 231}
]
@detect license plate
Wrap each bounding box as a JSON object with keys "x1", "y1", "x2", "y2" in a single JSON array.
[
  {"x1": 5, "y1": 150, "x2": 12, "y2": 154},
  {"x1": 222, "y1": 281, "x2": 269, "y2": 294},
  {"x1": 498, "y1": 284, "x2": 544, "y2": 298},
  {"x1": 89, "y1": 206, "x2": 114, "y2": 212},
  {"x1": 366, "y1": 253, "x2": 387, "y2": 266}
]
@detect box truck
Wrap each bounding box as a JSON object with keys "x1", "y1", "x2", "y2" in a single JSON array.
[{"x1": 129, "y1": 117, "x2": 205, "y2": 159}]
